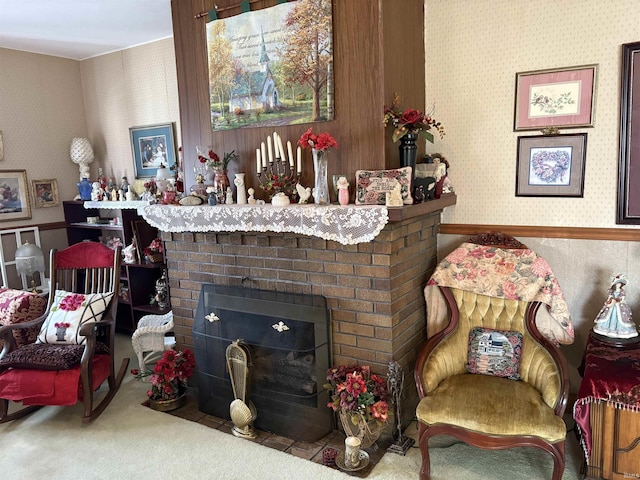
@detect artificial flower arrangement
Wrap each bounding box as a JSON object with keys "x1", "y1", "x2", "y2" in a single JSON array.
[
  {"x1": 383, "y1": 93, "x2": 445, "y2": 143},
  {"x1": 131, "y1": 348, "x2": 196, "y2": 401},
  {"x1": 297, "y1": 127, "x2": 338, "y2": 152},
  {"x1": 143, "y1": 238, "x2": 163, "y2": 263},
  {"x1": 196, "y1": 147, "x2": 238, "y2": 171},
  {"x1": 325, "y1": 364, "x2": 390, "y2": 428}
]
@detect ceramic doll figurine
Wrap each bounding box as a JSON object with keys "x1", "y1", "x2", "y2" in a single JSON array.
[
  {"x1": 594, "y1": 274, "x2": 638, "y2": 339},
  {"x1": 247, "y1": 188, "x2": 256, "y2": 204},
  {"x1": 225, "y1": 186, "x2": 234, "y2": 204},
  {"x1": 337, "y1": 176, "x2": 349, "y2": 206},
  {"x1": 91, "y1": 182, "x2": 103, "y2": 201}
]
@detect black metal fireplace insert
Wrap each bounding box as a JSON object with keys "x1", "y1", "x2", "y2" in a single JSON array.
[{"x1": 193, "y1": 284, "x2": 333, "y2": 442}]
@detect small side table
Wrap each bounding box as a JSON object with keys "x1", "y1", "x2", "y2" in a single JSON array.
[{"x1": 573, "y1": 332, "x2": 640, "y2": 479}]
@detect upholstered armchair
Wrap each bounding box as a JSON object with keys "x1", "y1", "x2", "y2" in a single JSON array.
[{"x1": 415, "y1": 234, "x2": 572, "y2": 480}]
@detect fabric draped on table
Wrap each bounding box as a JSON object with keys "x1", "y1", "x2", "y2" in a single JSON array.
[
  {"x1": 573, "y1": 341, "x2": 640, "y2": 460},
  {"x1": 424, "y1": 242, "x2": 575, "y2": 346}
]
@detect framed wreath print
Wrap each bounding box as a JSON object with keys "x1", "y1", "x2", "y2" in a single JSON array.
[
  {"x1": 0, "y1": 169, "x2": 31, "y2": 221},
  {"x1": 516, "y1": 134, "x2": 587, "y2": 197},
  {"x1": 129, "y1": 123, "x2": 176, "y2": 178},
  {"x1": 514, "y1": 65, "x2": 597, "y2": 131},
  {"x1": 31, "y1": 178, "x2": 59, "y2": 208}
]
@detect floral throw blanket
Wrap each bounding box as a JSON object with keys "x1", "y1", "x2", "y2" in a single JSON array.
[{"x1": 426, "y1": 243, "x2": 574, "y2": 345}]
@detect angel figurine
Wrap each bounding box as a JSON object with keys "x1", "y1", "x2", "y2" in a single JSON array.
[{"x1": 593, "y1": 274, "x2": 638, "y2": 339}]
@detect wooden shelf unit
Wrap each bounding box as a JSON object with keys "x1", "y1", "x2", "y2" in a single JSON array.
[{"x1": 62, "y1": 201, "x2": 170, "y2": 333}]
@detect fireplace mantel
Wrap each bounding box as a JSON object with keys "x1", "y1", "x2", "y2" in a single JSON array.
[{"x1": 141, "y1": 194, "x2": 456, "y2": 245}]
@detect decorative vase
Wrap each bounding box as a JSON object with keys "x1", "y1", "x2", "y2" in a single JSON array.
[
  {"x1": 77, "y1": 177, "x2": 92, "y2": 200},
  {"x1": 339, "y1": 410, "x2": 385, "y2": 449},
  {"x1": 213, "y1": 169, "x2": 230, "y2": 204},
  {"x1": 398, "y1": 133, "x2": 418, "y2": 193},
  {"x1": 234, "y1": 173, "x2": 247, "y2": 204},
  {"x1": 312, "y1": 149, "x2": 329, "y2": 205},
  {"x1": 208, "y1": 193, "x2": 217, "y2": 205},
  {"x1": 149, "y1": 391, "x2": 186, "y2": 412}
]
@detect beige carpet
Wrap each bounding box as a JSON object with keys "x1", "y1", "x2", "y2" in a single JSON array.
[{"x1": 0, "y1": 334, "x2": 583, "y2": 479}]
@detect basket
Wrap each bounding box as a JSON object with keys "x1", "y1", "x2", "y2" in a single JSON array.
[
  {"x1": 145, "y1": 252, "x2": 163, "y2": 263},
  {"x1": 339, "y1": 410, "x2": 384, "y2": 449}
]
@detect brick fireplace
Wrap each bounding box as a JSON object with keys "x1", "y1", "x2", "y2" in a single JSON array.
[{"x1": 159, "y1": 200, "x2": 453, "y2": 423}]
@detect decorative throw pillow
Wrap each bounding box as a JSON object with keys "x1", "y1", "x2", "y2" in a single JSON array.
[
  {"x1": 355, "y1": 167, "x2": 414, "y2": 205},
  {"x1": 466, "y1": 327, "x2": 523, "y2": 380},
  {"x1": 36, "y1": 290, "x2": 114, "y2": 345},
  {"x1": 0, "y1": 342, "x2": 110, "y2": 371}
]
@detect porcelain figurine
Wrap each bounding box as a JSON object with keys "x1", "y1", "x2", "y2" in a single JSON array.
[{"x1": 594, "y1": 274, "x2": 638, "y2": 339}]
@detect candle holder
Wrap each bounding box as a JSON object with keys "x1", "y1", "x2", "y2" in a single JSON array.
[{"x1": 258, "y1": 156, "x2": 300, "y2": 202}]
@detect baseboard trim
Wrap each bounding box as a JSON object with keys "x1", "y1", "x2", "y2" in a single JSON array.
[{"x1": 439, "y1": 224, "x2": 640, "y2": 242}]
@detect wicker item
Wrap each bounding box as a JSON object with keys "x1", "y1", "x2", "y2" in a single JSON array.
[
  {"x1": 339, "y1": 410, "x2": 384, "y2": 449},
  {"x1": 145, "y1": 253, "x2": 163, "y2": 263}
]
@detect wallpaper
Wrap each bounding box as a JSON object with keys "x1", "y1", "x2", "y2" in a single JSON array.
[{"x1": 425, "y1": 0, "x2": 640, "y2": 228}]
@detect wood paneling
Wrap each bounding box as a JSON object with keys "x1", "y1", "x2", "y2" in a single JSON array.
[
  {"x1": 170, "y1": 0, "x2": 426, "y2": 196},
  {"x1": 440, "y1": 223, "x2": 640, "y2": 242}
]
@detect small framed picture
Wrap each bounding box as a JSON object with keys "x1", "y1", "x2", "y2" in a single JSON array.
[
  {"x1": 31, "y1": 178, "x2": 59, "y2": 208},
  {"x1": 129, "y1": 123, "x2": 176, "y2": 178},
  {"x1": 516, "y1": 134, "x2": 587, "y2": 197},
  {"x1": 514, "y1": 65, "x2": 597, "y2": 131},
  {"x1": 0, "y1": 169, "x2": 31, "y2": 221}
]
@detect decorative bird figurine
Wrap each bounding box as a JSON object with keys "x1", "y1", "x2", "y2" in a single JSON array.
[{"x1": 296, "y1": 183, "x2": 312, "y2": 204}]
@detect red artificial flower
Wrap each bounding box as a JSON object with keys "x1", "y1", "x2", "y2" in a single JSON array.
[
  {"x1": 345, "y1": 372, "x2": 367, "y2": 397},
  {"x1": 298, "y1": 127, "x2": 338, "y2": 152},
  {"x1": 371, "y1": 400, "x2": 389, "y2": 422}
]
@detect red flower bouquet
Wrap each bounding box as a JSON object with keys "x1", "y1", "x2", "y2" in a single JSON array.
[
  {"x1": 384, "y1": 93, "x2": 445, "y2": 143},
  {"x1": 297, "y1": 128, "x2": 338, "y2": 152},
  {"x1": 131, "y1": 348, "x2": 196, "y2": 401}
]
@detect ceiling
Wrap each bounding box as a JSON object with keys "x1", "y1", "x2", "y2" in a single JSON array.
[{"x1": 0, "y1": 0, "x2": 174, "y2": 61}]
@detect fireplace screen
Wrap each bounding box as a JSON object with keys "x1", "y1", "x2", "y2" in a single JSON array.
[{"x1": 193, "y1": 284, "x2": 332, "y2": 442}]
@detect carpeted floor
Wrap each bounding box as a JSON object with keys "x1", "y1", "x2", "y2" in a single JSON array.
[{"x1": 0, "y1": 334, "x2": 585, "y2": 479}]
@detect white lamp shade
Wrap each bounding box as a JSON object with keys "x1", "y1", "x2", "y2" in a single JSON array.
[
  {"x1": 70, "y1": 137, "x2": 94, "y2": 165},
  {"x1": 15, "y1": 242, "x2": 45, "y2": 276}
]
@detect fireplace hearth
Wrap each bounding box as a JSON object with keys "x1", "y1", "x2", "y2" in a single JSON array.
[{"x1": 193, "y1": 284, "x2": 333, "y2": 442}]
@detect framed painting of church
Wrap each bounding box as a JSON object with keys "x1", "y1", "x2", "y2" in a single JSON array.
[{"x1": 205, "y1": 0, "x2": 334, "y2": 131}]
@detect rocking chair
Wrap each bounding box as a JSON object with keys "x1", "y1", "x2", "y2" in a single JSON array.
[{"x1": 0, "y1": 242, "x2": 129, "y2": 423}]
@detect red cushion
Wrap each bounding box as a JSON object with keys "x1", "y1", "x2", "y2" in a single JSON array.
[
  {"x1": 55, "y1": 242, "x2": 116, "y2": 269},
  {"x1": 0, "y1": 354, "x2": 111, "y2": 406}
]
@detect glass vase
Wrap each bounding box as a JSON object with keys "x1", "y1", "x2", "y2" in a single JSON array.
[
  {"x1": 213, "y1": 169, "x2": 230, "y2": 204},
  {"x1": 312, "y1": 149, "x2": 329, "y2": 205}
]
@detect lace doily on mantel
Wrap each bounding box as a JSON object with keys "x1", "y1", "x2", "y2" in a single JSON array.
[{"x1": 141, "y1": 204, "x2": 389, "y2": 245}]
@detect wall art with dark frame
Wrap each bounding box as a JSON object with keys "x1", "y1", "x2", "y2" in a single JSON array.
[
  {"x1": 516, "y1": 134, "x2": 587, "y2": 197},
  {"x1": 617, "y1": 41, "x2": 640, "y2": 224},
  {"x1": 31, "y1": 178, "x2": 59, "y2": 208},
  {"x1": 129, "y1": 123, "x2": 176, "y2": 178},
  {"x1": 514, "y1": 65, "x2": 597, "y2": 131},
  {"x1": 0, "y1": 169, "x2": 31, "y2": 221}
]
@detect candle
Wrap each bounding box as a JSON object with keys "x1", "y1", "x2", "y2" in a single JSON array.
[
  {"x1": 297, "y1": 146, "x2": 302, "y2": 174},
  {"x1": 287, "y1": 141, "x2": 294, "y2": 168},
  {"x1": 256, "y1": 149, "x2": 261, "y2": 174},
  {"x1": 261, "y1": 142, "x2": 267, "y2": 169},
  {"x1": 267, "y1": 135, "x2": 273, "y2": 164},
  {"x1": 344, "y1": 436, "x2": 361, "y2": 469},
  {"x1": 277, "y1": 135, "x2": 285, "y2": 165}
]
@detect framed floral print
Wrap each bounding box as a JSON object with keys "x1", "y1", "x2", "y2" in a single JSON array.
[
  {"x1": 0, "y1": 169, "x2": 31, "y2": 221},
  {"x1": 516, "y1": 134, "x2": 587, "y2": 197},
  {"x1": 31, "y1": 178, "x2": 59, "y2": 208},
  {"x1": 514, "y1": 65, "x2": 597, "y2": 131}
]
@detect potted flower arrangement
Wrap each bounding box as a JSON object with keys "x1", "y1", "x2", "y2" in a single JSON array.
[
  {"x1": 196, "y1": 147, "x2": 238, "y2": 203},
  {"x1": 131, "y1": 348, "x2": 196, "y2": 411},
  {"x1": 297, "y1": 128, "x2": 338, "y2": 205},
  {"x1": 143, "y1": 238, "x2": 163, "y2": 264},
  {"x1": 383, "y1": 93, "x2": 445, "y2": 144},
  {"x1": 325, "y1": 364, "x2": 390, "y2": 448}
]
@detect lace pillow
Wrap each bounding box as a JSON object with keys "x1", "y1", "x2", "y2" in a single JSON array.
[
  {"x1": 37, "y1": 290, "x2": 114, "y2": 345},
  {"x1": 466, "y1": 327, "x2": 523, "y2": 380},
  {"x1": 355, "y1": 167, "x2": 413, "y2": 205}
]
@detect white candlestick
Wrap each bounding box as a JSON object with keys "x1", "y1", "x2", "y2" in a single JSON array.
[
  {"x1": 287, "y1": 141, "x2": 294, "y2": 168},
  {"x1": 297, "y1": 146, "x2": 302, "y2": 174},
  {"x1": 261, "y1": 142, "x2": 267, "y2": 169},
  {"x1": 267, "y1": 135, "x2": 273, "y2": 164},
  {"x1": 277, "y1": 135, "x2": 285, "y2": 165},
  {"x1": 256, "y1": 149, "x2": 261, "y2": 174}
]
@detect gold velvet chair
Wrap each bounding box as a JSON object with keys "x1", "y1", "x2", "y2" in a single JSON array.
[{"x1": 415, "y1": 234, "x2": 569, "y2": 480}]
